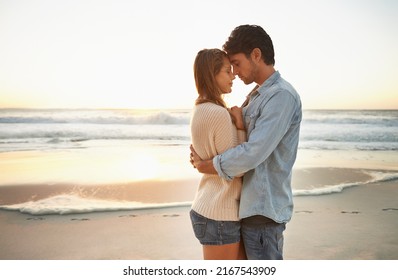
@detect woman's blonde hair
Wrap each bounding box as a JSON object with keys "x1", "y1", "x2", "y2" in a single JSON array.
[{"x1": 193, "y1": 48, "x2": 227, "y2": 108}]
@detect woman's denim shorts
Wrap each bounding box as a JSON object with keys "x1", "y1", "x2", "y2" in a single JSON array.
[{"x1": 189, "y1": 209, "x2": 241, "y2": 245}]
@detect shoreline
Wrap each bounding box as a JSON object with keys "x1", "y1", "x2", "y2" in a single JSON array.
[
  {"x1": 0, "y1": 166, "x2": 397, "y2": 206},
  {"x1": 0, "y1": 178, "x2": 397, "y2": 260},
  {"x1": 1, "y1": 148, "x2": 397, "y2": 260}
]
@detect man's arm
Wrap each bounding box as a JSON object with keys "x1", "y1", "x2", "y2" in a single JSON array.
[
  {"x1": 190, "y1": 145, "x2": 217, "y2": 174},
  {"x1": 213, "y1": 92, "x2": 299, "y2": 180}
]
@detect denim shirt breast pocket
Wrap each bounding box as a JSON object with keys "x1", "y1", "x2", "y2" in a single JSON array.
[{"x1": 243, "y1": 107, "x2": 260, "y2": 135}]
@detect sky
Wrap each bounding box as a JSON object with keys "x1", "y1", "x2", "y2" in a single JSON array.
[{"x1": 0, "y1": 0, "x2": 397, "y2": 110}]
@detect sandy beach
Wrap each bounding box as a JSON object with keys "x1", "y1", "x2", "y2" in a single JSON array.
[{"x1": 1, "y1": 149, "x2": 397, "y2": 260}]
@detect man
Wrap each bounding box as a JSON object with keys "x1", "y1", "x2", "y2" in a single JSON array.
[{"x1": 190, "y1": 25, "x2": 302, "y2": 260}]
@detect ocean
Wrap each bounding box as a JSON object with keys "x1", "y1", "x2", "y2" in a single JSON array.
[
  {"x1": 0, "y1": 108, "x2": 397, "y2": 215},
  {"x1": 0, "y1": 108, "x2": 190, "y2": 153},
  {"x1": 1, "y1": 109, "x2": 397, "y2": 153}
]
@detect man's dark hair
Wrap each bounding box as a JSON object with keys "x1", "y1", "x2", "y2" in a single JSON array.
[{"x1": 223, "y1": 24, "x2": 275, "y2": 66}]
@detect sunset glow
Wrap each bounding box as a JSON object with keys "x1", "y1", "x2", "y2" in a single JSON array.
[{"x1": 0, "y1": 0, "x2": 397, "y2": 110}]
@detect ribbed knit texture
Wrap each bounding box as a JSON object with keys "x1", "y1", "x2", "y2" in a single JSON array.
[{"x1": 190, "y1": 102, "x2": 246, "y2": 221}]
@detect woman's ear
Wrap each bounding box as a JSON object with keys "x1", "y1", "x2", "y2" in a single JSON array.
[{"x1": 250, "y1": 48, "x2": 262, "y2": 63}]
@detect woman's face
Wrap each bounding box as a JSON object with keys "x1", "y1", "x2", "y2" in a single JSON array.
[{"x1": 215, "y1": 57, "x2": 235, "y2": 94}]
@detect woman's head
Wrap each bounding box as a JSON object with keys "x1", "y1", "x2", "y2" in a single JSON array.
[{"x1": 193, "y1": 48, "x2": 234, "y2": 107}]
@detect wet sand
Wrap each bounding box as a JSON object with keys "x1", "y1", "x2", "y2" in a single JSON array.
[{"x1": 0, "y1": 167, "x2": 397, "y2": 260}]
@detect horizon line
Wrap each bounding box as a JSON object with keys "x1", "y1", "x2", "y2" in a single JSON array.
[{"x1": 0, "y1": 107, "x2": 397, "y2": 111}]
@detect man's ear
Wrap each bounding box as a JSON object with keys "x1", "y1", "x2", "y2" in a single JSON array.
[{"x1": 250, "y1": 48, "x2": 262, "y2": 63}]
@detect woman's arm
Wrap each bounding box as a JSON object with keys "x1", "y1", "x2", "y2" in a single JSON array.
[{"x1": 229, "y1": 106, "x2": 245, "y2": 131}]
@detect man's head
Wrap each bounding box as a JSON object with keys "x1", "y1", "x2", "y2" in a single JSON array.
[{"x1": 223, "y1": 25, "x2": 275, "y2": 85}]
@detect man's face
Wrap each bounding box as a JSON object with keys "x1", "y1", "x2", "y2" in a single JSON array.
[{"x1": 228, "y1": 53, "x2": 256, "y2": 85}]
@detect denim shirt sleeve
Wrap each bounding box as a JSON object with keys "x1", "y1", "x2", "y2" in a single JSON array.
[{"x1": 213, "y1": 90, "x2": 299, "y2": 180}]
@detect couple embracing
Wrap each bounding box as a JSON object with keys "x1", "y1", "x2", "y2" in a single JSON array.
[{"x1": 189, "y1": 25, "x2": 302, "y2": 260}]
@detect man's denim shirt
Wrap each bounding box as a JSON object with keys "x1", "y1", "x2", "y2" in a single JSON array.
[{"x1": 213, "y1": 71, "x2": 302, "y2": 223}]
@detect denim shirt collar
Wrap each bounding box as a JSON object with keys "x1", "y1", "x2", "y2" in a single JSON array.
[
  {"x1": 243, "y1": 71, "x2": 281, "y2": 108},
  {"x1": 256, "y1": 70, "x2": 280, "y2": 96}
]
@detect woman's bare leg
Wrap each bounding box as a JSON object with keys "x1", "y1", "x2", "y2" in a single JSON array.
[{"x1": 203, "y1": 241, "x2": 246, "y2": 260}]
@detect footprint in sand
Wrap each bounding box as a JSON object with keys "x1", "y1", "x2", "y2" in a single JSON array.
[
  {"x1": 71, "y1": 218, "x2": 90, "y2": 221},
  {"x1": 163, "y1": 214, "x2": 180, "y2": 217},
  {"x1": 382, "y1": 208, "x2": 398, "y2": 211},
  {"x1": 341, "y1": 211, "x2": 360, "y2": 214},
  {"x1": 27, "y1": 217, "x2": 45, "y2": 221},
  {"x1": 119, "y1": 214, "x2": 137, "y2": 218}
]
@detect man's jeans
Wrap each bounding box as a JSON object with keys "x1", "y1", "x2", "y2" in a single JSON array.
[{"x1": 241, "y1": 216, "x2": 286, "y2": 260}]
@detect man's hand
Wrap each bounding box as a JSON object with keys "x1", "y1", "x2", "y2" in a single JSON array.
[
  {"x1": 190, "y1": 144, "x2": 202, "y2": 169},
  {"x1": 189, "y1": 145, "x2": 218, "y2": 174}
]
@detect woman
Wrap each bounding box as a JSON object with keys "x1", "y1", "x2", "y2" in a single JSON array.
[{"x1": 190, "y1": 48, "x2": 246, "y2": 260}]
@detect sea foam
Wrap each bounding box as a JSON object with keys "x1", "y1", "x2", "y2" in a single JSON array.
[
  {"x1": 1, "y1": 171, "x2": 397, "y2": 215},
  {"x1": 293, "y1": 170, "x2": 398, "y2": 196},
  {"x1": 0, "y1": 194, "x2": 192, "y2": 215}
]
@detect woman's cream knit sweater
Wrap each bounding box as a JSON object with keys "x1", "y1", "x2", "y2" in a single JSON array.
[{"x1": 190, "y1": 102, "x2": 246, "y2": 221}]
